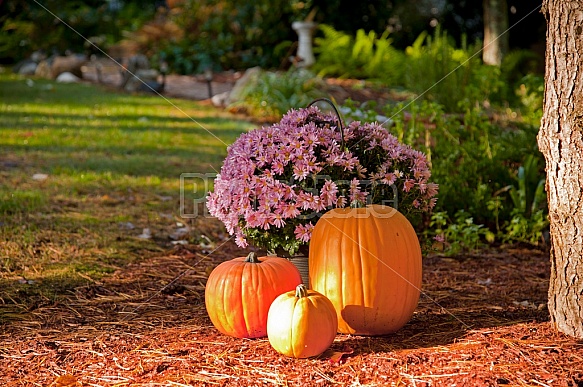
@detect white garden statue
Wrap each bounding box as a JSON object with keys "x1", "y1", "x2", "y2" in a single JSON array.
[{"x1": 292, "y1": 21, "x2": 317, "y2": 68}]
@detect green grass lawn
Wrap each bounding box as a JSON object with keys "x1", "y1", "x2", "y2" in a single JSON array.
[{"x1": 0, "y1": 70, "x2": 254, "y2": 308}]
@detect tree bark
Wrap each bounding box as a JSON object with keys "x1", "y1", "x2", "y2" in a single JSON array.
[
  {"x1": 538, "y1": 0, "x2": 583, "y2": 339},
  {"x1": 482, "y1": 0, "x2": 509, "y2": 65}
]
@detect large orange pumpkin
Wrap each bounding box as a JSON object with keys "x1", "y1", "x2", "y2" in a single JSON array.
[
  {"x1": 309, "y1": 204, "x2": 422, "y2": 335},
  {"x1": 205, "y1": 252, "x2": 302, "y2": 338},
  {"x1": 267, "y1": 284, "x2": 338, "y2": 358}
]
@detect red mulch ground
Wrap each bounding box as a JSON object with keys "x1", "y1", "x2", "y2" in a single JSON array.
[{"x1": 1, "y1": 224, "x2": 582, "y2": 386}]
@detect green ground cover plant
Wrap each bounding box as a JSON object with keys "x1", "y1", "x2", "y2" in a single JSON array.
[
  {"x1": 0, "y1": 71, "x2": 254, "y2": 306},
  {"x1": 380, "y1": 100, "x2": 545, "y2": 253},
  {"x1": 228, "y1": 68, "x2": 326, "y2": 121}
]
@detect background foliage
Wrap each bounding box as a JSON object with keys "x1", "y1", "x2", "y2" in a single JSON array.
[
  {"x1": 1, "y1": 0, "x2": 548, "y2": 253},
  {"x1": 0, "y1": 0, "x2": 155, "y2": 63},
  {"x1": 2, "y1": 1, "x2": 545, "y2": 73}
]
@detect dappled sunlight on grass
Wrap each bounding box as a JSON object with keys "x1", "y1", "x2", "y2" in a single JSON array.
[{"x1": 0, "y1": 72, "x2": 252, "y2": 306}]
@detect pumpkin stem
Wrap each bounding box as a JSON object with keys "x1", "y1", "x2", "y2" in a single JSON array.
[
  {"x1": 350, "y1": 200, "x2": 366, "y2": 208},
  {"x1": 244, "y1": 251, "x2": 261, "y2": 263},
  {"x1": 295, "y1": 284, "x2": 308, "y2": 298}
]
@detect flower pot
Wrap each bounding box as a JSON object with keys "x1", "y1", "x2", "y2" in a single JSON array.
[
  {"x1": 274, "y1": 246, "x2": 310, "y2": 288},
  {"x1": 287, "y1": 255, "x2": 309, "y2": 288}
]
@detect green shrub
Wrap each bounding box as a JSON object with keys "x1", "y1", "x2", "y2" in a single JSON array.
[
  {"x1": 403, "y1": 29, "x2": 502, "y2": 112},
  {"x1": 499, "y1": 154, "x2": 548, "y2": 245},
  {"x1": 429, "y1": 210, "x2": 495, "y2": 256},
  {"x1": 380, "y1": 100, "x2": 545, "y2": 238},
  {"x1": 228, "y1": 68, "x2": 326, "y2": 121},
  {"x1": 312, "y1": 24, "x2": 405, "y2": 84},
  {"x1": 514, "y1": 73, "x2": 544, "y2": 126},
  {"x1": 0, "y1": 1, "x2": 155, "y2": 62},
  {"x1": 159, "y1": 0, "x2": 300, "y2": 73},
  {"x1": 498, "y1": 49, "x2": 543, "y2": 101}
]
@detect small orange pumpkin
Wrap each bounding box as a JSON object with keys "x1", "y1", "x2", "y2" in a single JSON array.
[
  {"x1": 267, "y1": 284, "x2": 338, "y2": 358},
  {"x1": 205, "y1": 252, "x2": 302, "y2": 338},
  {"x1": 309, "y1": 204, "x2": 422, "y2": 335}
]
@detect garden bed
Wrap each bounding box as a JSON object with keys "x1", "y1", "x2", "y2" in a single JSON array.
[{"x1": 1, "y1": 230, "x2": 581, "y2": 386}]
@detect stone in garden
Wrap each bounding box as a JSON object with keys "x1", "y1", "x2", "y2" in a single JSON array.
[
  {"x1": 137, "y1": 228, "x2": 152, "y2": 239},
  {"x1": 225, "y1": 66, "x2": 262, "y2": 105},
  {"x1": 31, "y1": 173, "x2": 48, "y2": 181},
  {"x1": 51, "y1": 54, "x2": 87, "y2": 79},
  {"x1": 13, "y1": 60, "x2": 37, "y2": 75},
  {"x1": 211, "y1": 91, "x2": 230, "y2": 107},
  {"x1": 56, "y1": 72, "x2": 81, "y2": 83},
  {"x1": 30, "y1": 50, "x2": 47, "y2": 63},
  {"x1": 120, "y1": 54, "x2": 151, "y2": 90},
  {"x1": 13, "y1": 50, "x2": 46, "y2": 75},
  {"x1": 34, "y1": 59, "x2": 53, "y2": 78}
]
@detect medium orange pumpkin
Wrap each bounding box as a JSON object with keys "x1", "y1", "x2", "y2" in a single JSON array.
[
  {"x1": 267, "y1": 284, "x2": 338, "y2": 358},
  {"x1": 309, "y1": 204, "x2": 422, "y2": 335},
  {"x1": 205, "y1": 252, "x2": 302, "y2": 338}
]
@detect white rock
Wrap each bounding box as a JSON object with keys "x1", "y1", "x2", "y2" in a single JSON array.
[
  {"x1": 56, "y1": 72, "x2": 81, "y2": 83},
  {"x1": 226, "y1": 66, "x2": 262, "y2": 105},
  {"x1": 137, "y1": 228, "x2": 152, "y2": 239},
  {"x1": 18, "y1": 62, "x2": 38, "y2": 76},
  {"x1": 212, "y1": 91, "x2": 230, "y2": 107},
  {"x1": 32, "y1": 173, "x2": 48, "y2": 181}
]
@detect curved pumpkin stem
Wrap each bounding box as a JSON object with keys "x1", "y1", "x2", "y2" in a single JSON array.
[
  {"x1": 244, "y1": 251, "x2": 261, "y2": 263},
  {"x1": 295, "y1": 284, "x2": 309, "y2": 298}
]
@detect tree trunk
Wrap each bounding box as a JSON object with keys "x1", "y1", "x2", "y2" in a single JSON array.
[
  {"x1": 538, "y1": 0, "x2": 583, "y2": 339},
  {"x1": 482, "y1": 0, "x2": 509, "y2": 65}
]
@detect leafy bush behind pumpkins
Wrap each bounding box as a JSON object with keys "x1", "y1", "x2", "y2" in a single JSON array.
[
  {"x1": 311, "y1": 24, "x2": 406, "y2": 85},
  {"x1": 384, "y1": 100, "x2": 546, "y2": 252},
  {"x1": 313, "y1": 26, "x2": 504, "y2": 113}
]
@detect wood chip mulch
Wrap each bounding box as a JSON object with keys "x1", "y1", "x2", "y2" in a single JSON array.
[{"x1": 1, "y1": 242, "x2": 582, "y2": 387}]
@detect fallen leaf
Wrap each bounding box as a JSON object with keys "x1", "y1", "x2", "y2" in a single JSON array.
[
  {"x1": 50, "y1": 374, "x2": 79, "y2": 387},
  {"x1": 327, "y1": 345, "x2": 354, "y2": 364}
]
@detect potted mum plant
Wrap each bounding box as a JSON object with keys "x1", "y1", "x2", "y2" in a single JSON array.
[{"x1": 207, "y1": 99, "x2": 438, "y2": 279}]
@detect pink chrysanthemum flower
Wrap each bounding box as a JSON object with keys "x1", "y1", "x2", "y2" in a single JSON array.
[
  {"x1": 207, "y1": 105, "x2": 438, "y2": 255},
  {"x1": 294, "y1": 222, "x2": 314, "y2": 243}
]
